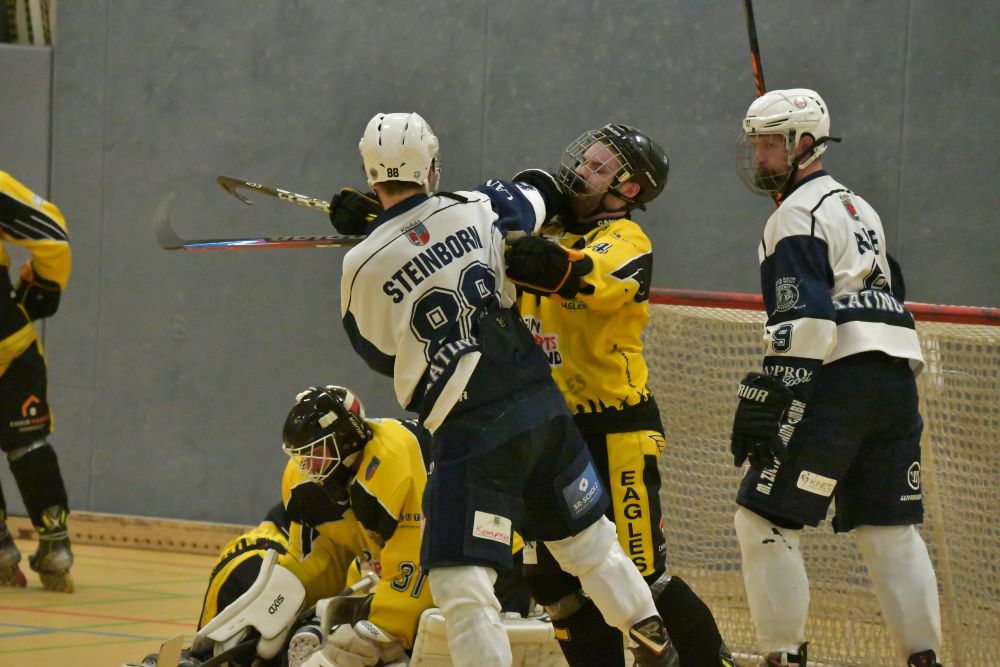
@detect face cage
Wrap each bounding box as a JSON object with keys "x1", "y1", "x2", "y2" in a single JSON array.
[
  {"x1": 282, "y1": 432, "x2": 343, "y2": 484},
  {"x1": 556, "y1": 129, "x2": 634, "y2": 212},
  {"x1": 736, "y1": 132, "x2": 795, "y2": 197}
]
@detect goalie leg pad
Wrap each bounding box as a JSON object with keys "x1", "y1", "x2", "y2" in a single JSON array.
[
  {"x1": 193, "y1": 549, "x2": 306, "y2": 660},
  {"x1": 544, "y1": 516, "x2": 657, "y2": 633},
  {"x1": 854, "y1": 525, "x2": 941, "y2": 656},
  {"x1": 428, "y1": 565, "x2": 511, "y2": 666},
  {"x1": 734, "y1": 507, "x2": 808, "y2": 655}
]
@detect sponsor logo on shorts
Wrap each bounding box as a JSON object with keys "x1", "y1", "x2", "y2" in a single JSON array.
[
  {"x1": 472, "y1": 511, "x2": 511, "y2": 545},
  {"x1": 907, "y1": 462, "x2": 921, "y2": 490},
  {"x1": 563, "y1": 462, "x2": 603, "y2": 519},
  {"x1": 899, "y1": 493, "x2": 922, "y2": 502},
  {"x1": 796, "y1": 470, "x2": 836, "y2": 497},
  {"x1": 754, "y1": 460, "x2": 781, "y2": 496}
]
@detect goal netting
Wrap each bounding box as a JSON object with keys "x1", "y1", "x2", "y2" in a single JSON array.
[{"x1": 644, "y1": 288, "x2": 999, "y2": 667}]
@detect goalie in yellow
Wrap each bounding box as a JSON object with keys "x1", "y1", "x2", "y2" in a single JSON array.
[
  {"x1": 125, "y1": 385, "x2": 529, "y2": 667},
  {"x1": 506, "y1": 126, "x2": 732, "y2": 667}
]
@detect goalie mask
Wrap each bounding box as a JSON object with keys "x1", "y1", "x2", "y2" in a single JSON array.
[
  {"x1": 281, "y1": 386, "x2": 372, "y2": 495},
  {"x1": 737, "y1": 88, "x2": 836, "y2": 196},
  {"x1": 359, "y1": 112, "x2": 441, "y2": 193},
  {"x1": 556, "y1": 123, "x2": 669, "y2": 220}
]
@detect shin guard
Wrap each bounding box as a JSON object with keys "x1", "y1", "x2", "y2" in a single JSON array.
[
  {"x1": 8, "y1": 441, "x2": 69, "y2": 527},
  {"x1": 652, "y1": 575, "x2": 732, "y2": 667},
  {"x1": 549, "y1": 596, "x2": 626, "y2": 667}
]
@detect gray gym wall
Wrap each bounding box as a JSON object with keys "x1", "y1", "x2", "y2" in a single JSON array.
[{"x1": 0, "y1": 1, "x2": 996, "y2": 524}]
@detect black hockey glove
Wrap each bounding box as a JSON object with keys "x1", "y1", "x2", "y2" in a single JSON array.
[
  {"x1": 730, "y1": 372, "x2": 800, "y2": 470},
  {"x1": 15, "y1": 272, "x2": 62, "y2": 320},
  {"x1": 505, "y1": 234, "x2": 593, "y2": 299},
  {"x1": 328, "y1": 188, "x2": 382, "y2": 236}
]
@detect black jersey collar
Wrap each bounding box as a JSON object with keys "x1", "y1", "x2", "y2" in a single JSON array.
[{"x1": 369, "y1": 192, "x2": 429, "y2": 232}]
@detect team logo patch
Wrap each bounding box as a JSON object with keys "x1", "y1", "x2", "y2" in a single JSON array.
[
  {"x1": 365, "y1": 456, "x2": 380, "y2": 481},
  {"x1": 775, "y1": 277, "x2": 800, "y2": 312},
  {"x1": 907, "y1": 461, "x2": 921, "y2": 490},
  {"x1": 562, "y1": 462, "x2": 603, "y2": 519},
  {"x1": 472, "y1": 511, "x2": 512, "y2": 545},
  {"x1": 21, "y1": 395, "x2": 41, "y2": 417},
  {"x1": 839, "y1": 193, "x2": 860, "y2": 220},
  {"x1": 402, "y1": 220, "x2": 430, "y2": 246},
  {"x1": 796, "y1": 470, "x2": 836, "y2": 497}
]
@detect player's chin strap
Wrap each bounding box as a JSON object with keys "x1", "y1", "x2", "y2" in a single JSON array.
[
  {"x1": 776, "y1": 136, "x2": 843, "y2": 202},
  {"x1": 192, "y1": 549, "x2": 307, "y2": 660}
]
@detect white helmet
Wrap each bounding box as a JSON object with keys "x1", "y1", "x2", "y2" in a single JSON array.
[
  {"x1": 742, "y1": 88, "x2": 831, "y2": 168},
  {"x1": 359, "y1": 112, "x2": 440, "y2": 192}
]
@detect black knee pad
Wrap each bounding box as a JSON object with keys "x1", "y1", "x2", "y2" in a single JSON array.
[
  {"x1": 8, "y1": 441, "x2": 68, "y2": 526},
  {"x1": 651, "y1": 575, "x2": 730, "y2": 667},
  {"x1": 550, "y1": 597, "x2": 626, "y2": 667}
]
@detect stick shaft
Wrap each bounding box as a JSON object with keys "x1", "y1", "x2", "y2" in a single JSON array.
[
  {"x1": 743, "y1": 0, "x2": 767, "y2": 96},
  {"x1": 217, "y1": 175, "x2": 331, "y2": 212}
]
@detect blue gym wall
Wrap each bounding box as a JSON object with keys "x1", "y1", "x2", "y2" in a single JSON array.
[{"x1": 0, "y1": 1, "x2": 996, "y2": 523}]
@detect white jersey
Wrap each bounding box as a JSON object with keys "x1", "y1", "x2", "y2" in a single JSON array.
[
  {"x1": 758, "y1": 171, "x2": 924, "y2": 393},
  {"x1": 341, "y1": 181, "x2": 547, "y2": 431}
]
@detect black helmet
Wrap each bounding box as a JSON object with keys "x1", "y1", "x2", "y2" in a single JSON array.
[
  {"x1": 281, "y1": 386, "x2": 372, "y2": 493},
  {"x1": 556, "y1": 123, "x2": 670, "y2": 213}
]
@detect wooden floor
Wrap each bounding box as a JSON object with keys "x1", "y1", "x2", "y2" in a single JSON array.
[{"x1": 0, "y1": 536, "x2": 215, "y2": 667}]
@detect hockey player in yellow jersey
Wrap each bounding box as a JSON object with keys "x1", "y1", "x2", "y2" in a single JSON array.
[
  {"x1": 506, "y1": 126, "x2": 732, "y2": 667},
  {"x1": 143, "y1": 385, "x2": 529, "y2": 667},
  {"x1": 0, "y1": 170, "x2": 74, "y2": 593}
]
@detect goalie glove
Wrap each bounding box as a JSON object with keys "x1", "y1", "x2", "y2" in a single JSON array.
[
  {"x1": 505, "y1": 234, "x2": 593, "y2": 299},
  {"x1": 304, "y1": 621, "x2": 406, "y2": 667},
  {"x1": 15, "y1": 262, "x2": 62, "y2": 321},
  {"x1": 730, "y1": 372, "x2": 805, "y2": 470},
  {"x1": 328, "y1": 188, "x2": 382, "y2": 236}
]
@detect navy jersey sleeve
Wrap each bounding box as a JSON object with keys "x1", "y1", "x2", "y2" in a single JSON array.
[
  {"x1": 759, "y1": 218, "x2": 837, "y2": 402},
  {"x1": 474, "y1": 179, "x2": 546, "y2": 236},
  {"x1": 343, "y1": 311, "x2": 395, "y2": 378}
]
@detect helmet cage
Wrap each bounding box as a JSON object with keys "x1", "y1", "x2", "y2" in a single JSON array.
[
  {"x1": 738, "y1": 89, "x2": 832, "y2": 196},
  {"x1": 556, "y1": 124, "x2": 667, "y2": 216},
  {"x1": 281, "y1": 386, "x2": 371, "y2": 485}
]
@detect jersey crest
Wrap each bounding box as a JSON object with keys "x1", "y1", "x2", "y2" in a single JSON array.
[
  {"x1": 402, "y1": 220, "x2": 430, "y2": 246},
  {"x1": 838, "y1": 193, "x2": 860, "y2": 221}
]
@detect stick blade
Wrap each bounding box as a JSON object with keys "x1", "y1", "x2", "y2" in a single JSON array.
[
  {"x1": 153, "y1": 194, "x2": 186, "y2": 250},
  {"x1": 216, "y1": 175, "x2": 256, "y2": 205},
  {"x1": 157, "y1": 634, "x2": 184, "y2": 667}
]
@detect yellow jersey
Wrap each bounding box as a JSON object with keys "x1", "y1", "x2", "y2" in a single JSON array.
[
  {"x1": 0, "y1": 171, "x2": 70, "y2": 371},
  {"x1": 517, "y1": 217, "x2": 653, "y2": 415},
  {"x1": 282, "y1": 418, "x2": 432, "y2": 648}
]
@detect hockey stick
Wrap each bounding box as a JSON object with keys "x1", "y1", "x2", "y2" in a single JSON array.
[
  {"x1": 153, "y1": 194, "x2": 364, "y2": 251},
  {"x1": 217, "y1": 175, "x2": 331, "y2": 213},
  {"x1": 743, "y1": 0, "x2": 766, "y2": 97}
]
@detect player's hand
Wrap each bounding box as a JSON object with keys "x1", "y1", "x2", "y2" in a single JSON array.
[
  {"x1": 307, "y1": 620, "x2": 405, "y2": 667},
  {"x1": 15, "y1": 261, "x2": 62, "y2": 321},
  {"x1": 505, "y1": 234, "x2": 593, "y2": 299},
  {"x1": 328, "y1": 188, "x2": 382, "y2": 236},
  {"x1": 730, "y1": 372, "x2": 797, "y2": 470}
]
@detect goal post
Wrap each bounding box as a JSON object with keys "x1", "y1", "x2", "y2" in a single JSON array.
[{"x1": 644, "y1": 288, "x2": 999, "y2": 667}]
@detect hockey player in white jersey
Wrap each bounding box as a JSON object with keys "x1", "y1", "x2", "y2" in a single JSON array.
[
  {"x1": 336, "y1": 112, "x2": 676, "y2": 667},
  {"x1": 730, "y1": 89, "x2": 943, "y2": 667}
]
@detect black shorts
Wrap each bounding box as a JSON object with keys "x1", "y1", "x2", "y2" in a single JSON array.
[
  {"x1": 420, "y1": 381, "x2": 610, "y2": 571},
  {"x1": 0, "y1": 340, "x2": 52, "y2": 451},
  {"x1": 737, "y1": 352, "x2": 924, "y2": 532}
]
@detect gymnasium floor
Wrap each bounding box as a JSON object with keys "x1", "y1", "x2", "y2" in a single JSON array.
[{"x1": 0, "y1": 536, "x2": 214, "y2": 667}]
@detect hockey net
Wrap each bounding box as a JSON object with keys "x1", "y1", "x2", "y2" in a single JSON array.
[{"x1": 644, "y1": 288, "x2": 999, "y2": 667}]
